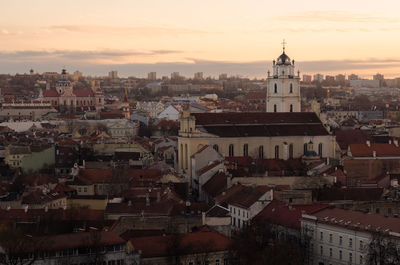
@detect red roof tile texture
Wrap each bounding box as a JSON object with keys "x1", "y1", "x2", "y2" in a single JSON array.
[{"x1": 349, "y1": 143, "x2": 400, "y2": 157}]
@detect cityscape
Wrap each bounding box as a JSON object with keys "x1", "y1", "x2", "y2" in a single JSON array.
[{"x1": 1, "y1": 1, "x2": 400, "y2": 265}]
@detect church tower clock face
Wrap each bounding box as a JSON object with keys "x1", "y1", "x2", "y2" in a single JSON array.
[{"x1": 266, "y1": 41, "x2": 301, "y2": 113}]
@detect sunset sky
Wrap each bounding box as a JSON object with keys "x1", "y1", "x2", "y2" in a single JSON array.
[{"x1": 1, "y1": 0, "x2": 400, "y2": 78}]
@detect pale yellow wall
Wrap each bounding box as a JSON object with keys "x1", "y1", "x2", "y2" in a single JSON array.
[
  {"x1": 68, "y1": 198, "x2": 107, "y2": 210},
  {"x1": 178, "y1": 135, "x2": 335, "y2": 174}
]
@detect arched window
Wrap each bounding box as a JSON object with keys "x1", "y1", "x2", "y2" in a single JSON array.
[
  {"x1": 274, "y1": 104, "x2": 277, "y2": 113},
  {"x1": 258, "y1": 146, "x2": 264, "y2": 159},
  {"x1": 243, "y1": 144, "x2": 248, "y2": 156},
  {"x1": 290, "y1": 83, "x2": 293, "y2": 93},
  {"x1": 213, "y1": 144, "x2": 219, "y2": 152},
  {"x1": 229, "y1": 144, "x2": 234, "y2": 157},
  {"x1": 274, "y1": 145, "x2": 279, "y2": 159},
  {"x1": 289, "y1": 144, "x2": 294, "y2": 159},
  {"x1": 318, "y1": 143, "x2": 323, "y2": 157},
  {"x1": 274, "y1": 83, "x2": 277, "y2": 93},
  {"x1": 290, "y1": 104, "x2": 293, "y2": 112},
  {"x1": 304, "y1": 143, "x2": 308, "y2": 155}
]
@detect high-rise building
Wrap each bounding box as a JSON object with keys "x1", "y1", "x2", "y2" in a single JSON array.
[
  {"x1": 147, "y1": 72, "x2": 157, "y2": 80},
  {"x1": 348, "y1": 74, "x2": 359, "y2": 80},
  {"x1": 108, "y1": 71, "x2": 118, "y2": 79},
  {"x1": 335, "y1": 74, "x2": 346, "y2": 84},
  {"x1": 313, "y1": 74, "x2": 324, "y2": 82},
  {"x1": 219, "y1": 73, "x2": 228, "y2": 80},
  {"x1": 266, "y1": 45, "x2": 301, "y2": 113},
  {"x1": 194, "y1": 72, "x2": 204, "y2": 80},
  {"x1": 302, "y1": 75, "x2": 312, "y2": 83},
  {"x1": 171, "y1": 72, "x2": 180, "y2": 80}
]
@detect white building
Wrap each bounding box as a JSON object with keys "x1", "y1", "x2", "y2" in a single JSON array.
[
  {"x1": 266, "y1": 46, "x2": 301, "y2": 113},
  {"x1": 157, "y1": 105, "x2": 180, "y2": 121},
  {"x1": 302, "y1": 207, "x2": 400, "y2": 265}
]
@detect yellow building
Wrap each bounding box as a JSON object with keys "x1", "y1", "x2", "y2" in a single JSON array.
[{"x1": 178, "y1": 112, "x2": 336, "y2": 175}]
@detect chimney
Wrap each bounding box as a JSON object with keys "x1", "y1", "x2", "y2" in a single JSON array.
[
  {"x1": 128, "y1": 200, "x2": 132, "y2": 206},
  {"x1": 24, "y1": 205, "x2": 29, "y2": 213},
  {"x1": 202, "y1": 212, "x2": 206, "y2": 225},
  {"x1": 145, "y1": 193, "x2": 150, "y2": 206},
  {"x1": 394, "y1": 139, "x2": 399, "y2": 147},
  {"x1": 157, "y1": 191, "x2": 161, "y2": 202},
  {"x1": 44, "y1": 206, "x2": 48, "y2": 212},
  {"x1": 389, "y1": 139, "x2": 392, "y2": 145},
  {"x1": 373, "y1": 150, "x2": 376, "y2": 158},
  {"x1": 366, "y1": 140, "x2": 371, "y2": 147}
]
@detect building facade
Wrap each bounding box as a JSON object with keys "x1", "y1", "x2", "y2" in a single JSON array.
[{"x1": 266, "y1": 47, "x2": 301, "y2": 113}]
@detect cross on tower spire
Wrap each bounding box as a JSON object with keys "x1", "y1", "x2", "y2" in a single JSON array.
[{"x1": 281, "y1": 39, "x2": 287, "y2": 53}]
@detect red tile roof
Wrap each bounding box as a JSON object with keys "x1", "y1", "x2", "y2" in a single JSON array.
[
  {"x1": 129, "y1": 226, "x2": 231, "y2": 258},
  {"x1": 196, "y1": 160, "x2": 223, "y2": 176},
  {"x1": 334, "y1": 129, "x2": 371, "y2": 150},
  {"x1": 349, "y1": 143, "x2": 400, "y2": 157},
  {"x1": 304, "y1": 207, "x2": 400, "y2": 236},
  {"x1": 254, "y1": 200, "x2": 328, "y2": 230},
  {"x1": 73, "y1": 89, "x2": 94, "y2": 97},
  {"x1": 43, "y1": 90, "x2": 59, "y2": 97},
  {"x1": 202, "y1": 171, "x2": 228, "y2": 198}
]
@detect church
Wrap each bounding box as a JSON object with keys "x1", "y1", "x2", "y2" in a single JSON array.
[
  {"x1": 178, "y1": 45, "x2": 336, "y2": 175},
  {"x1": 40, "y1": 69, "x2": 104, "y2": 112}
]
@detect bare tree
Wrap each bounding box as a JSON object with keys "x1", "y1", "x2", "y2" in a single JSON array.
[
  {"x1": 0, "y1": 227, "x2": 47, "y2": 265},
  {"x1": 367, "y1": 231, "x2": 400, "y2": 265}
]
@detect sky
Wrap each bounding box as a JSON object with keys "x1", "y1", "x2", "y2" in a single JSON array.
[{"x1": 1, "y1": 0, "x2": 400, "y2": 78}]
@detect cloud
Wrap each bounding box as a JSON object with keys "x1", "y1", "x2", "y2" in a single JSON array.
[
  {"x1": 0, "y1": 53, "x2": 400, "y2": 78},
  {"x1": 276, "y1": 10, "x2": 400, "y2": 24},
  {"x1": 45, "y1": 25, "x2": 213, "y2": 37},
  {"x1": 0, "y1": 49, "x2": 183, "y2": 62}
]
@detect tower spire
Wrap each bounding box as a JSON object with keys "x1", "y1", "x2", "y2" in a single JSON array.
[{"x1": 281, "y1": 39, "x2": 287, "y2": 53}]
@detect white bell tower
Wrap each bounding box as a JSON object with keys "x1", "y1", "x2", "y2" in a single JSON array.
[{"x1": 266, "y1": 40, "x2": 301, "y2": 113}]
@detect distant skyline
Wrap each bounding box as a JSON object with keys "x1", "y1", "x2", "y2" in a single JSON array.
[{"x1": 1, "y1": 0, "x2": 400, "y2": 78}]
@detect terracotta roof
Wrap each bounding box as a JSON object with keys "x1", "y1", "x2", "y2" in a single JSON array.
[
  {"x1": 202, "y1": 171, "x2": 228, "y2": 198},
  {"x1": 254, "y1": 200, "x2": 328, "y2": 230},
  {"x1": 206, "y1": 205, "x2": 230, "y2": 217},
  {"x1": 349, "y1": 143, "x2": 400, "y2": 157},
  {"x1": 22, "y1": 189, "x2": 66, "y2": 205},
  {"x1": 196, "y1": 160, "x2": 223, "y2": 176},
  {"x1": 304, "y1": 207, "x2": 400, "y2": 236},
  {"x1": 43, "y1": 90, "x2": 59, "y2": 97},
  {"x1": 129, "y1": 226, "x2": 231, "y2": 258},
  {"x1": 73, "y1": 89, "x2": 94, "y2": 97},
  {"x1": 334, "y1": 129, "x2": 371, "y2": 150},
  {"x1": 37, "y1": 231, "x2": 124, "y2": 251},
  {"x1": 228, "y1": 185, "x2": 272, "y2": 209}
]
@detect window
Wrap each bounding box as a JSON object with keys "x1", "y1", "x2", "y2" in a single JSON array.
[
  {"x1": 83, "y1": 187, "x2": 87, "y2": 193},
  {"x1": 289, "y1": 144, "x2": 294, "y2": 159},
  {"x1": 215, "y1": 260, "x2": 220, "y2": 265},
  {"x1": 274, "y1": 83, "x2": 277, "y2": 93},
  {"x1": 224, "y1": 258, "x2": 228, "y2": 265},
  {"x1": 275, "y1": 145, "x2": 279, "y2": 159},
  {"x1": 339, "y1": 250, "x2": 342, "y2": 260},
  {"x1": 376, "y1": 208, "x2": 380, "y2": 214},
  {"x1": 360, "y1": 255, "x2": 363, "y2": 264},
  {"x1": 258, "y1": 145, "x2": 264, "y2": 158},
  {"x1": 329, "y1": 234, "x2": 332, "y2": 243},
  {"x1": 349, "y1": 252, "x2": 352, "y2": 263},
  {"x1": 303, "y1": 143, "x2": 308, "y2": 155},
  {"x1": 290, "y1": 83, "x2": 293, "y2": 93},
  {"x1": 329, "y1": 248, "x2": 332, "y2": 257},
  {"x1": 274, "y1": 104, "x2": 277, "y2": 112},
  {"x1": 229, "y1": 144, "x2": 234, "y2": 157},
  {"x1": 243, "y1": 144, "x2": 248, "y2": 156},
  {"x1": 213, "y1": 144, "x2": 219, "y2": 152},
  {"x1": 349, "y1": 238, "x2": 353, "y2": 248},
  {"x1": 320, "y1": 246, "x2": 323, "y2": 255},
  {"x1": 360, "y1": 240, "x2": 363, "y2": 250},
  {"x1": 320, "y1": 232, "x2": 323, "y2": 241},
  {"x1": 318, "y1": 143, "x2": 323, "y2": 157},
  {"x1": 290, "y1": 104, "x2": 293, "y2": 112},
  {"x1": 339, "y1": 236, "x2": 343, "y2": 245}
]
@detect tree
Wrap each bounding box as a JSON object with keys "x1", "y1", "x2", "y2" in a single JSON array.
[
  {"x1": 0, "y1": 226, "x2": 46, "y2": 265},
  {"x1": 228, "y1": 222, "x2": 305, "y2": 265},
  {"x1": 367, "y1": 231, "x2": 400, "y2": 265}
]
